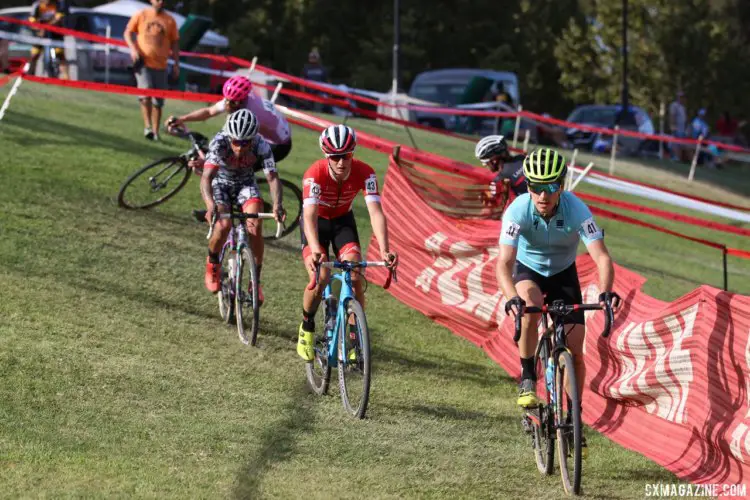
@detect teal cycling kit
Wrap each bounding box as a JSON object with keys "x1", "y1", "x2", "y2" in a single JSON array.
[{"x1": 499, "y1": 192, "x2": 604, "y2": 277}]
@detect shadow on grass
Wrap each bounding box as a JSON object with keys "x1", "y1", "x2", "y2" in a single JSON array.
[
  {"x1": 375, "y1": 345, "x2": 513, "y2": 388},
  {"x1": 391, "y1": 402, "x2": 516, "y2": 425},
  {"x1": 233, "y1": 379, "x2": 314, "y2": 499},
  {"x1": 3, "y1": 109, "x2": 173, "y2": 158}
]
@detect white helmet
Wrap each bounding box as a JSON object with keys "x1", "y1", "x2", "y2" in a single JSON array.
[
  {"x1": 474, "y1": 135, "x2": 508, "y2": 161},
  {"x1": 225, "y1": 109, "x2": 259, "y2": 140}
]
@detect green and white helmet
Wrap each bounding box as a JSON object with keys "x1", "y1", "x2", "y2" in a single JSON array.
[
  {"x1": 474, "y1": 135, "x2": 508, "y2": 161},
  {"x1": 523, "y1": 148, "x2": 567, "y2": 183}
]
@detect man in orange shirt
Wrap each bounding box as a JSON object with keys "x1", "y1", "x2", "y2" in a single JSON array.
[{"x1": 124, "y1": 0, "x2": 180, "y2": 141}]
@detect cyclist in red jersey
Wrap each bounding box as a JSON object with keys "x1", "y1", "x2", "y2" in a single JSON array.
[{"x1": 296, "y1": 125, "x2": 397, "y2": 361}]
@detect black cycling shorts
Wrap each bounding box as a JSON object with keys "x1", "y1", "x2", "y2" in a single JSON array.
[
  {"x1": 270, "y1": 140, "x2": 292, "y2": 163},
  {"x1": 300, "y1": 211, "x2": 361, "y2": 260},
  {"x1": 513, "y1": 261, "x2": 584, "y2": 325}
]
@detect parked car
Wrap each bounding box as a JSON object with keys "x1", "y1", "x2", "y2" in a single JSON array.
[
  {"x1": 565, "y1": 104, "x2": 657, "y2": 156},
  {"x1": 407, "y1": 68, "x2": 521, "y2": 136}
]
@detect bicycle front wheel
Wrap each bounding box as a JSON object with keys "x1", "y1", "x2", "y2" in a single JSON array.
[
  {"x1": 305, "y1": 297, "x2": 333, "y2": 395},
  {"x1": 555, "y1": 349, "x2": 582, "y2": 495},
  {"x1": 218, "y1": 248, "x2": 236, "y2": 324},
  {"x1": 338, "y1": 299, "x2": 371, "y2": 419},
  {"x1": 235, "y1": 246, "x2": 260, "y2": 346},
  {"x1": 531, "y1": 341, "x2": 554, "y2": 476},
  {"x1": 255, "y1": 177, "x2": 302, "y2": 239},
  {"x1": 117, "y1": 156, "x2": 190, "y2": 209}
]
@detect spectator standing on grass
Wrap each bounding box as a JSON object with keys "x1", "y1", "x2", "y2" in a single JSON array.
[
  {"x1": 301, "y1": 48, "x2": 329, "y2": 113},
  {"x1": 124, "y1": 0, "x2": 179, "y2": 141},
  {"x1": 668, "y1": 90, "x2": 687, "y2": 161},
  {"x1": 0, "y1": 38, "x2": 9, "y2": 74}
]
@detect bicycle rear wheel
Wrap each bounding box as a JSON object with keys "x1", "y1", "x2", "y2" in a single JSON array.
[
  {"x1": 235, "y1": 246, "x2": 260, "y2": 346},
  {"x1": 338, "y1": 299, "x2": 371, "y2": 419},
  {"x1": 305, "y1": 297, "x2": 334, "y2": 395},
  {"x1": 118, "y1": 156, "x2": 190, "y2": 209},
  {"x1": 555, "y1": 349, "x2": 582, "y2": 495},
  {"x1": 255, "y1": 177, "x2": 302, "y2": 239},
  {"x1": 530, "y1": 341, "x2": 554, "y2": 475}
]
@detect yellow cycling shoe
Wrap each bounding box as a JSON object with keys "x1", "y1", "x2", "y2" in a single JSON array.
[
  {"x1": 517, "y1": 379, "x2": 540, "y2": 408},
  {"x1": 297, "y1": 324, "x2": 315, "y2": 362}
]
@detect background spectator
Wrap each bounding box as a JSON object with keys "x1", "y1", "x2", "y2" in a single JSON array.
[
  {"x1": 0, "y1": 39, "x2": 9, "y2": 74},
  {"x1": 27, "y1": 0, "x2": 69, "y2": 80},
  {"x1": 302, "y1": 47, "x2": 328, "y2": 83},
  {"x1": 716, "y1": 111, "x2": 739, "y2": 142},
  {"x1": 668, "y1": 90, "x2": 687, "y2": 161},
  {"x1": 124, "y1": 0, "x2": 180, "y2": 141},
  {"x1": 301, "y1": 48, "x2": 330, "y2": 112},
  {"x1": 690, "y1": 108, "x2": 710, "y2": 139}
]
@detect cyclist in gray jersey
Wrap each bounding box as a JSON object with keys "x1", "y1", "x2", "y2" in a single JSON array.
[{"x1": 201, "y1": 110, "x2": 284, "y2": 302}]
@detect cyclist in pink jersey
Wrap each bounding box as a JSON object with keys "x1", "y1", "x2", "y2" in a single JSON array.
[{"x1": 166, "y1": 75, "x2": 293, "y2": 165}]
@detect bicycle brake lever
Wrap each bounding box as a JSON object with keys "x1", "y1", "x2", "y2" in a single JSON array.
[
  {"x1": 602, "y1": 303, "x2": 615, "y2": 338},
  {"x1": 513, "y1": 309, "x2": 523, "y2": 343}
]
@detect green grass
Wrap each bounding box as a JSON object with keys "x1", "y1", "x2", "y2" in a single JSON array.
[{"x1": 0, "y1": 81, "x2": 741, "y2": 498}]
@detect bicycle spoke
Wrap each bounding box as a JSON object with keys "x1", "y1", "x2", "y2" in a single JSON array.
[{"x1": 117, "y1": 157, "x2": 190, "y2": 209}]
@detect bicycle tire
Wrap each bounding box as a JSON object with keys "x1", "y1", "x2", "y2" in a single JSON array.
[
  {"x1": 338, "y1": 299, "x2": 371, "y2": 419},
  {"x1": 304, "y1": 297, "x2": 333, "y2": 395},
  {"x1": 555, "y1": 349, "x2": 582, "y2": 495},
  {"x1": 218, "y1": 248, "x2": 236, "y2": 324},
  {"x1": 235, "y1": 246, "x2": 260, "y2": 346},
  {"x1": 117, "y1": 156, "x2": 190, "y2": 209},
  {"x1": 531, "y1": 341, "x2": 555, "y2": 476},
  {"x1": 255, "y1": 177, "x2": 302, "y2": 239}
]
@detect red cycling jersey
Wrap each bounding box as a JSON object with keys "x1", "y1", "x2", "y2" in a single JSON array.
[{"x1": 302, "y1": 158, "x2": 381, "y2": 219}]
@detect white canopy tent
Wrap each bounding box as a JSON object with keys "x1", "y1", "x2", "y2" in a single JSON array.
[{"x1": 91, "y1": 0, "x2": 229, "y2": 49}]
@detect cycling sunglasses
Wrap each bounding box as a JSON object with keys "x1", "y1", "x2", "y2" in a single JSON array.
[
  {"x1": 225, "y1": 98, "x2": 243, "y2": 108},
  {"x1": 231, "y1": 138, "x2": 251, "y2": 147},
  {"x1": 327, "y1": 152, "x2": 353, "y2": 161},
  {"x1": 527, "y1": 182, "x2": 562, "y2": 195}
]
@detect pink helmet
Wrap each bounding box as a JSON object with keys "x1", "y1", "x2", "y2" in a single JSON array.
[{"x1": 222, "y1": 76, "x2": 253, "y2": 101}]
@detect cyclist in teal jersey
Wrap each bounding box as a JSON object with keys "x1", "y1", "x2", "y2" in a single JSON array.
[{"x1": 496, "y1": 148, "x2": 621, "y2": 454}]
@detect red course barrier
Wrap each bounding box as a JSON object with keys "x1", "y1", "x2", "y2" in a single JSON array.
[{"x1": 4, "y1": 13, "x2": 748, "y2": 156}]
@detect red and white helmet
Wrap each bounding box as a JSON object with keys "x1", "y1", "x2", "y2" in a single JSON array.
[
  {"x1": 223, "y1": 76, "x2": 253, "y2": 102},
  {"x1": 319, "y1": 125, "x2": 357, "y2": 156}
]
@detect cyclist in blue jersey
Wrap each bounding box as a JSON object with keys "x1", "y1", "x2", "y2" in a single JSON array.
[{"x1": 496, "y1": 148, "x2": 621, "y2": 453}]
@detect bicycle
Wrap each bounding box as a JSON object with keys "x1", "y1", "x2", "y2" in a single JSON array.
[
  {"x1": 117, "y1": 128, "x2": 302, "y2": 241},
  {"x1": 514, "y1": 300, "x2": 614, "y2": 496},
  {"x1": 304, "y1": 260, "x2": 396, "y2": 419},
  {"x1": 205, "y1": 207, "x2": 283, "y2": 346}
]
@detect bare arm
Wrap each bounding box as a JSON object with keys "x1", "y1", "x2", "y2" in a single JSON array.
[
  {"x1": 264, "y1": 170, "x2": 284, "y2": 222},
  {"x1": 200, "y1": 167, "x2": 217, "y2": 217},
  {"x1": 496, "y1": 243, "x2": 519, "y2": 300},
  {"x1": 303, "y1": 203, "x2": 322, "y2": 270},
  {"x1": 124, "y1": 31, "x2": 141, "y2": 62},
  {"x1": 171, "y1": 40, "x2": 180, "y2": 78},
  {"x1": 179, "y1": 106, "x2": 220, "y2": 123},
  {"x1": 366, "y1": 201, "x2": 391, "y2": 260},
  {"x1": 586, "y1": 239, "x2": 615, "y2": 294}
]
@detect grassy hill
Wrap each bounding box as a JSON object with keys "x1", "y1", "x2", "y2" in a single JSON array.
[{"x1": 0, "y1": 81, "x2": 743, "y2": 498}]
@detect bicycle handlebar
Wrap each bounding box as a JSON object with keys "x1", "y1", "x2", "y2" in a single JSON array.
[
  {"x1": 306, "y1": 260, "x2": 397, "y2": 291},
  {"x1": 206, "y1": 211, "x2": 284, "y2": 240},
  {"x1": 511, "y1": 302, "x2": 614, "y2": 343}
]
